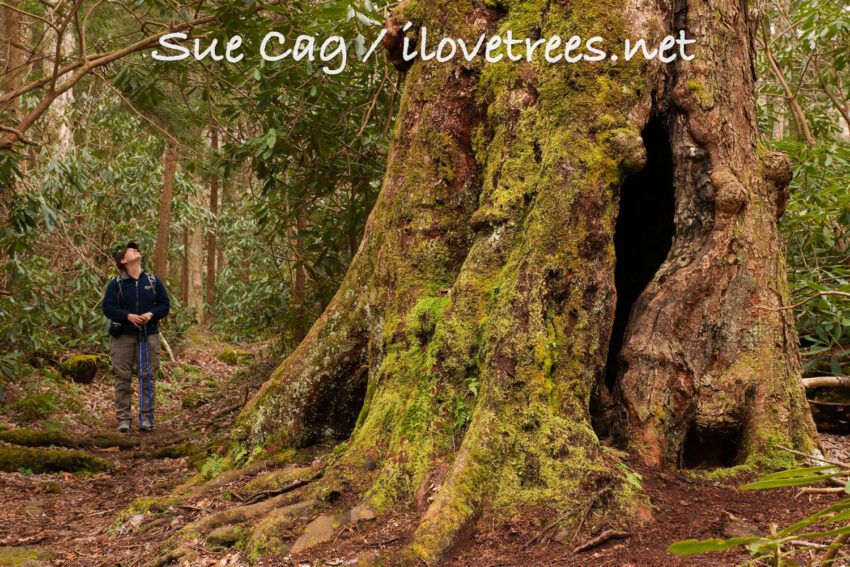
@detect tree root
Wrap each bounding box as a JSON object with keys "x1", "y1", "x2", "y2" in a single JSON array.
[
  {"x1": 141, "y1": 546, "x2": 196, "y2": 567},
  {"x1": 0, "y1": 445, "x2": 114, "y2": 474}
]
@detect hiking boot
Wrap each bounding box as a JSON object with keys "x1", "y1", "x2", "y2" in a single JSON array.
[
  {"x1": 140, "y1": 416, "x2": 153, "y2": 432},
  {"x1": 118, "y1": 421, "x2": 131, "y2": 433}
]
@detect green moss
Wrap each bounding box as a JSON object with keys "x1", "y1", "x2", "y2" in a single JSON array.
[
  {"x1": 0, "y1": 446, "x2": 114, "y2": 474},
  {"x1": 0, "y1": 428, "x2": 76, "y2": 448},
  {"x1": 181, "y1": 392, "x2": 207, "y2": 409},
  {"x1": 0, "y1": 546, "x2": 57, "y2": 566},
  {"x1": 112, "y1": 495, "x2": 180, "y2": 532},
  {"x1": 41, "y1": 481, "x2": 62, "y2": 494},
  {"x1": 686, "y1": 79, "x2": 715, "y2": 109},
  {"x1": 217, "y1": 348, "x2": 253, "y2": 366}
]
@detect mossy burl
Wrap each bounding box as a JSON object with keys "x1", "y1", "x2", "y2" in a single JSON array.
[{"x1": 60, "y1": 354, "x2": 102, "y2": 384}]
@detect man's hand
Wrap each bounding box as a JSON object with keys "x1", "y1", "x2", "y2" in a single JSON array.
[
  {"x1": 139, "y1": 312, "x2": 154, "y2": 324},
  {"x1": 127, "y1": 314, "x2": 145, "y2": 328}
]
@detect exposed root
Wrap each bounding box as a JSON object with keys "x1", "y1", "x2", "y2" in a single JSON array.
[{"x1": 141, "y1": 546, "x2": 196, "y2": 567}]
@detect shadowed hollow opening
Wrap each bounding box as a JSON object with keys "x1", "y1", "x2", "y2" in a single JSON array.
[
  {"x1": 603, "y1": 115, "x2": 676, "y2": 391},
  {"x1": 681, "y1": 424, "x2": 742, "y2": 468}
]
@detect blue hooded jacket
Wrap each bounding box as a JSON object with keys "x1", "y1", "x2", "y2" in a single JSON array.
[{"x1": 102, "y1": 271, "x2": 170, "y2": 335}]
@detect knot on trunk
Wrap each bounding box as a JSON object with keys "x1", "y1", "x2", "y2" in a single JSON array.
[
  {"x1": 710, "y1": 167, "x2": 748, "y2": 218},
  {"x1": 761, "y1": 150, "x2": 792, "y2": 219},
  {"x1": 608, "y1": 127, "x2": 647, "y2": 174},
  {"x1": 383, "y1": 1, "x2": 421, "y2": 73}
]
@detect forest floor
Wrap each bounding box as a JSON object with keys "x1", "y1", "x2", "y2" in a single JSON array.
[{"x1": 1, "y1": 336, "x2": 848, "y2": 567}]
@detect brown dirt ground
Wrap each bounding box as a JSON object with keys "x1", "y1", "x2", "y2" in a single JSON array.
[{"x1": 2, "y1": 347, "x2": 849, "y2": 567}]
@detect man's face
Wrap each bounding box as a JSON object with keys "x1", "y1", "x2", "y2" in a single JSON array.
[{"x1": 121, "y1": 247, "x2": 141, "y2": 266}]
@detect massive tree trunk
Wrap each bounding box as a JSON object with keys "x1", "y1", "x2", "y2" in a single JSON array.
[{"x1": 186, "y1": 0, "x2": 819, "y2": 563}]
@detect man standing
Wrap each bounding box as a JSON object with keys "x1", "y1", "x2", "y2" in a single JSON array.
[{"x1": 102, "y1": 242, "x2": 170, "y2": 433}]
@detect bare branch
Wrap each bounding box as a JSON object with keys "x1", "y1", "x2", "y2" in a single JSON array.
[{"x1": 0, "y1": 124, "x2": 38, "y2": 145}]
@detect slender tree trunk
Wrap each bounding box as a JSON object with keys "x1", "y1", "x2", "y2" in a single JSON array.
[
  {"x1": 204, "y1": 125, "x2": 219, "y2": 322},
  {"x1": 41, "y1": 1, "x2": 75, "y2": 151},
  {"x1": 216, "y1": 177, "x2": 228, "y2": 278},
  {"x1": 187, "y1": 179, "x2": 205, "y2": 321},
  {"x1": 219, "y1": 0, "x2": 820, "y2": 563},
  {"x1": 153, "y1": 143, "x2": 177, "y2": 277},
  {"x1": 291, "y1": 202, "x2": 308, "y2": 343},
  {"x1": 1, "y1": 0, "x2": 24, "y2": 120},
  {"x1": 180, "y1": 227, "x2": 189, "y2": 304}
]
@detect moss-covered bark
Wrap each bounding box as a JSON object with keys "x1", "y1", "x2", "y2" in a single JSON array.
[
  {"x1": 0, "y1": 446, "x2": 113, "y2": 474},
  {"x1": 212, "y1": 0, "x2": 818, "y2": 563}
]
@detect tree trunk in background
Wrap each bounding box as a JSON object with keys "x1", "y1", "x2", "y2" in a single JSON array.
[
  {"x1": 204, "y1": 125, "x2": 219, "y2": 322},
  {"x1": 180, "y1": 228, "x2": 189, "y2": 304},
  {"x1": 187, "y1": 182, "x2": 205, "y2": 322},
  {"x1": 1, "y1": 0, "x2": 24, "y2": 120},
  {"x1": 227, "y1": 0, "x2": 820, "y2": 563},
  {"x1": 291, "y1": 202, "x2": 308, "y2": 343},
  {"x1": 216, "y1": 178, "x2": 228, "y2": 278},
  {"x1": 153, "y1": 143, "x2": 177, "y2": 278},
  {"x1": 41, "y1": 1, "x2": 75, "y2": 151}
]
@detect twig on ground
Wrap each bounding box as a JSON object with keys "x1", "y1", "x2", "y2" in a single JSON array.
[
  {"x1": 522, "y1": 504, "x2": 579, "y2": 549},
  {"x1": 789, "y1": 540, "x2": 829, "y2": 550},
  {"x1": 776, "y1": 445, "x2": 850, "y2": 471},
  {"x1": 796, "y1": 487, "x2": 846, "y2": 498},
  {"x1": 572, "y1": 530, "x2": 630, "y2": 553},
  {"x1": 570, "y1": 486, "x2": 612, "y2": 545},
  {"x1": 240, "y1": 471, "x2": 322, "y2": 505}
]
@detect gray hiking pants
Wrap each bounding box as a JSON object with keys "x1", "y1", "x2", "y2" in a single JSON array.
[{"x1": 108, "y1": 333, "x2": 160, "y2": 423}]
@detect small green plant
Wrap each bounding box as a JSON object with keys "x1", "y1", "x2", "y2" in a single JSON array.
[
  {"x1": 201, "y1": 454, "x2": 224, "y2": 480},
  {"x1": 670, "y1": 461, "x2": 850, "y2": 566},
  {"x1": 19, "y1": 467, "x2": 33, "y2": 476}
]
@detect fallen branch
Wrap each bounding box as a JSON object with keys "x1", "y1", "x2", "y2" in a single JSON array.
[
  {"x1": 803, "y1": 376, "x2": 850, "y2": 390},
  {"x1": 204, "y1": 401, "x2": 246, "y2": 425},
  {"x1": 796, "y1": 487, "x2": 847, "y2": 498},
  {"x1": 776, "y1": 445, "x2": 850, "y2": 471},
  {"x1": 572, "y1": 530, "x2": 630, "y2": 553}
]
